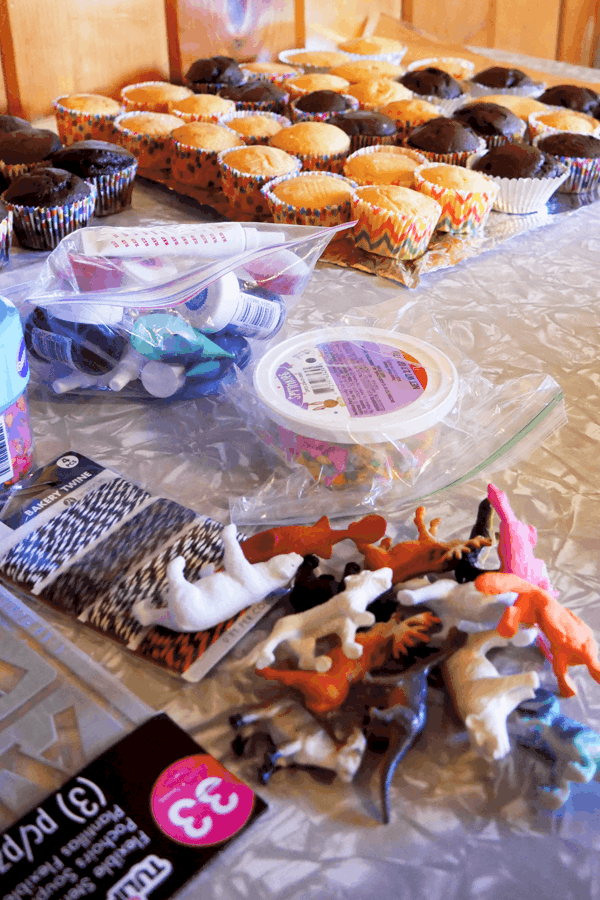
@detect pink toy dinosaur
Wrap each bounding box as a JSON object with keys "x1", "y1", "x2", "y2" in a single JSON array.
[{"x1": 487, "y1": 484, "x2": 555, "y2": 595}]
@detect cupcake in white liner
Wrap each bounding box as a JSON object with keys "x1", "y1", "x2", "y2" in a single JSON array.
[
  {"x1": 343, "y1": 144, "x2": 427, "y2": 188},
  {"x1": 468, "y1": 143, "x2": 569, "y2": 213},
  {"x1": 329, "y1": 59, "x2": 406, "y2": 83},
  {"x1": 413, "y1": 161, "x2": 498, "y2": 233},
  {"x1": 262, "y1": 171, "x2": 357, "y2": 226},
  {"x1": 0, "y1": 128, "x2": 63, "y2": 184},
  {"x1": 467, "y1": 66, "x2": 545, "y2": 98},
  {"x1": 453, "y1": 101, "x2": 528, "y2": 149},
  {"x1": 406, "y1": 57, "x2": 475, "y2": 82},
  {"x1": 224, "y1": 111, "x2": 292, "y2": 145},
  {"x1": 533, "y1": 132, "x2": 600, "y2": 193},
  {"x1": 336, "y1": 36, "x2": 407, "y2": 65},
  {"x1": 218, "y1": 145, "x2": 301, "y2": 218},
  {"x1": 351, "y1": 183, "x2": 442, "y2": 259},
  {"x1": 528, "y1": 107, "x2": 600, "y2": 142},
  {"x1": 290, "y1": 93, "x2": 359, "y2": 123},
  {"x1": 278, "y1": 48, "x2": 353, "y2": 73},
  {"x1": 120, "y1": 81, "x2": 194, "y2": 113}
]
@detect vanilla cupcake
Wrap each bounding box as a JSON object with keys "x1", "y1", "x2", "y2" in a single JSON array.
[
  {"x1": 471, "y1": 94, "x2": 547, "y2": 122},
  {"x1": 113, "y1": 112, "x2": 183, "y2": 170},
  {"x1": 171, "y1": 122, "x2": 244, "y2": 187},
  {"x1": 406, "y1": 57, "x2": 475, "y2": 81},
  {"x1": 414, "y1": 162, "x2": 498, "y2": 233},
  {"x1": 279, "y1": 50, "x2": 351, "y2": 73},
  {"x1": 167, "y1": 93, "x2": 236, "y2": 123},
  {"x1": 53, "y1": 93, "x2": 122, "y2": 144},
  {"x1": 219, "y1": 144, "x2": 301, "y2": 217},
  {"x1": 225, "y1": 111, "x2": 291, "y2": 144},
  {"x1": 241, "y1": 61, "x2": 300, "y2": 84},
  {"x1": 378, "y1": 98, "x2": 441, "y2": 140},
  {"x1": 337, "y1": 37, "x2": 407, "y2": 62},
  {"x1": 529, "y1": 107, "x2": 600, "y2": 141},
  {"x1": 352, "y1": 183, "x2": 442, "y2": 259},
  {"x1": 344, "y1": 145, "x2": 426, "y2": 187},
  {"x1": 121, "y1": 82, "x2": 194, "y2": 113},
  {"x1": 286, "y1": 73, "x2": 351, "y2": 101},
  {"x1": 330, "y1": 60, "x2": 405, "y2": 83},
  {"x1": 347, "y1": 79, "x2": 413, "y2": 111},
  {"x1": 269, "y1": 121, "x2": 351, "y2": 172},
  {"x1": 263, "y1": 171, "x2": 356, "y2": 225}
]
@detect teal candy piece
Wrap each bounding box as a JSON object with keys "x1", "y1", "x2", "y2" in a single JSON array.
[{"x1": 131, "y1": 313, "x2": 234, "y2": 361}]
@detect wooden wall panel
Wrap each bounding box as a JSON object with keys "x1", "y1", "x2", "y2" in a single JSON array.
[
  {"x1": 558, "y1": 0, "x2": 600, "y2": 66},
  {"x1": 303, "y1": 0, "x2": 402, "y2": 46},
  {"x1": 0, "y1": 0, "x2": 170, "y2": 120},
  {"x1": 403, "y1": 0, "x2": 491, "y2": 49},
  {"x1": 493, "y1": 0, "x2": 562, "y2": 60}
]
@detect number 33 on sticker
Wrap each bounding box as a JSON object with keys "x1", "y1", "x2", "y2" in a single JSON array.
[{"x1": 151, "y1": 755, "x2": 256, "y2": 846}]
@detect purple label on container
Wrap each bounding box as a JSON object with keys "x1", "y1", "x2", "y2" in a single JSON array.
[
  {"x1": 276, "y1": 363, "x2": 305, "y2": 407},
  {"x1": 317, "y1": 341, "x2": 427, "y2": 419}
]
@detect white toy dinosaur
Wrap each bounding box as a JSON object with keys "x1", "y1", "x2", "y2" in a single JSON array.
[
  {"x1": 133, "y1": 523, "x2": 302, "y2": 632},
  {"x1": 254, "y1": 567, "x2": 393, "y2": 673},
  {"x1": 444, "y1": 629, "x2": 540, "y2": 762}
]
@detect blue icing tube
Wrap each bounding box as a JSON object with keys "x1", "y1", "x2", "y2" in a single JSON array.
[
  {"x1": 131, "y1": 313, "x2": 234, "y2": 362},
  {"x1": 211, "y1": 333, "x2": 252, "y2": 370},
  {"x1": 184, "y1": 271, "x2": 285, "y2": 339}
]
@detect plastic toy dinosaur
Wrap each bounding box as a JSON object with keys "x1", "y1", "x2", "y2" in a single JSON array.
[
  {"x1": 240, "y1": 514, "x2": 387, "y2": 564},
  {"x1": 454, "y1": 497, "x2": 495, "y2": 583},
  {"x1": 476, "y1": 571, "x2": 600, "y2": 697},
  {"x1": 355, "y1": 506, "x2": 492, "y2": 585},
  {"x1": 256, "y1": 611, "x2": 440, "y2": 716}
]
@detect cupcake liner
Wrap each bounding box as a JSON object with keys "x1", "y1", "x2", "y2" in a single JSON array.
[
  {"x1": 286, "y1": 77, "x2": 351, "y2": 103},
  {"x1": 467, "y1": 152, "x2": 569, "y2": 212},
  {"x1": 467, "y1": 79, "x2": 546, "y2": 99},
  {"x1": 480, "y1": 125, "x2": 527, "y2": 149},
  {"x1": 0, "y1": 209, "x2": 13, "y2": 269},
  {"x1": 414, "y1": 162, "x2": 498, "y2": 233},
  {"x1": 183, "y1": 73, "x2": 256, "y2": 95},
  {"x1": 278, "y1": 48, "x2": 354, "y2": 74},
  {"x1": 86, "y1": 161, "x2": 138, "y2": 216},
  {"x1": 114, "y1": 113, "x2": 179, "y2": 170},
  {"x1": 120, "y1": 81, "x2": 193, "y2": 113},
  {"x1": 171, "y1": 127, "x2": 242, "y2": 188},
  {"x1": 53, "y1": 98, "x2": 121, "y2": 145},
  {"x1": 344, "y1": 48, "x2": 407, "y2": 66},
  {"x1": 240, "y1": 66, "x2": 301, "y2": 85},
  {"x1": 0, "y1": 160, "x2": 46, "y2": 184},
  {"x1": 4, "y1": 184, "x2": 96, "y2": 251},
  {"x1": 406, "y1": 57, "x2": 476, "y2": 81},
  {"x1": 402, "y1": 135, "x2": 486, "y2": 168},
  {"x1": 528, "y1": 107, "x2": 600, "y2": 142},
  {"x1": 289, "y1": 94, "x2": 359, "y2": 123},
  {"x1": 351, "y1": 189, "x2": 442, "y2": 259},
  {"x1": 343, "y1": 144, "x2": 427, "y2": 186},
  {"x1": 429, "y1": 94, "x2": 473, "y2": 116},
  {"x1": 347, "y1": 133, "x2": 398, "y2": 153},
  {"x1": 229, "y1": 94, "x2": 290, "y2": 116},
  {"x1": 218, "y1": 147, "x2": 301, "y2": 218},
  {"x1": 262, "y1": 171, "x2": 357, "y2": 225},
  {"x1": 532, "y1": 135, "x2": 600, "y2": 193},
  {"x1": 223, "y1": 110, "x2": 292, "y2": 145}
]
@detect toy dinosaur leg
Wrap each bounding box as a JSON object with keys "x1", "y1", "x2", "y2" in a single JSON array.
[{"x1": 552, "y1": 650, "x2": 577, "y2": 698}]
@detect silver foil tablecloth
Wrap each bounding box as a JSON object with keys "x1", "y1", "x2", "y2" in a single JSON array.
[{"x1": 3, "y1": 148, "x2": 600, "y2": 898}]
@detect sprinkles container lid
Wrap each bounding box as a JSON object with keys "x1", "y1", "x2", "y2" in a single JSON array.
[
  {"x1": 0, "y1": 296, "x2": 29, "y2": 411},
  {"x1": 254, "y1": 326, "x2": 458, "y2": 444}
]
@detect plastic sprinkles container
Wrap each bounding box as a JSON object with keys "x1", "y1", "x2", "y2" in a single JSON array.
[
  {"x1": 253, "y1": 326, "x2": 458, "y2": 488},
  {"x1": 0, "y1": 296, "x2": 34, "y2": 488}
]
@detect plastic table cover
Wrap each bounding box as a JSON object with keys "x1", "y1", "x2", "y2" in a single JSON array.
[{"x1": 4, "y1": 63, "x2": 600, "y2": 897}]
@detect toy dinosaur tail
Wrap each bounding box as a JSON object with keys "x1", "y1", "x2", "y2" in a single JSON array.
[{"x1": 344, "y1": 515, "x2": 387, "y2": 546}]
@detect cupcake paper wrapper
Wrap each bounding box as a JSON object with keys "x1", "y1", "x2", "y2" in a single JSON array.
[
  {"x1": 0, "y1": 160, "x2": 46, "y2": 184},
  {"x1": 481, "y1": 127, "x2": 527, "y2": 149},
  {"x1": 0, "y1": 209, "x2": 13, "y2": 269},
  {"x1": 467, "y1": 80, "x2": 546, "y2": 99},
  {"x1": 531, "y1": 135, "x2": 600, "y2": 193},
  {"x1": 414, "y1": 164, "x2": 498, "y2": 233},
  {"x1": 290, "y1": 94, "x2": 359, "y2": 123},
  {"x1": 53, "y1": 98, "x2": 121, "y2": 145},
  {"x1": 404, "y1": 142, "x2": 485, "y2": 168},
  {"x1": 343, "y1": 144, "x2": 427, "y2": 186},
  {"x1": 87, "y1": 161, "x2": 138, "y2": 216},
  {"x1": 294, "y1": 148, "x2": 350, "y2": 174},
  {"x1": 240, "y1": 67, "x2": 300, "y2": 85},
  {"x1": 482, "y1": 169, "x2": 569, "y2": 213},
  {"x1": 262, "y1": 172, "x2": 357, "y2": 226},
  {"x1": 278, "y1": 48, "x2": 354, "y2": 73},
  {"x1": 351, "y1": 192, "x2": 442, "y2": 259},
  {"x1": 5, "y1": 186, "x2": 96, "y2": 251},
  {"x1": 429, "y1": 94, "x2": 472, "y2": 116},
  {"x1": 348, "y1": 133, "x2": 397, "y2": 153},
  {"x1": 230, "y1": 96, "x2": 290, "y2": 116},
  {"x1": 171, "y1": 140, "x2": 232, "y2": 188},
  {"x1": 219, "y1": 150, "x2": 301, "y2": 218},
  {"x1": 345, "y1": 49, "x2": 407, "y2": 65},
  {"x1": 223, "y1": 110, "x2": 292, "y2": 145},
  {"x1": 114, "y1": 115, "x2": 176, "y2": 171}
]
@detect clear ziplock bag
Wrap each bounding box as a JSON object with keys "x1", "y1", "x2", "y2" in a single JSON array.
[
  {"x1": 21, "y1": 221, "x2": 351, "y2": 400},
  {"x1": 229, "y1": 299, "x2": 566, "y2": 524}
]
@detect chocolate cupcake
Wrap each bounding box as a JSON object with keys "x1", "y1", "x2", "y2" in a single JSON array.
[
  {"x1": 290, "y1": 90, "x2": 358, "y2": 123},
  {"x1": 218, "y1": 80, "x2": 288, "y2": 115},
  {"x1": 3, "y1": 167, "x2": 95, "y2": 250},
  {"x1": 185, "y1": 56, "x2": 245, "y2": 93},
  {"x1": 453, "y1": 101, "x2": 526, "y2": 147},
  {"x1": 471, "y1": 143, "x2": 568, "y2": 212},
  {"x1": 538, "y1": 84, "x2": 599, "y2": 114},
  {"x1": 534, "y1": 132, "x2": 600, "y2": 193},
  {"x1": 326, "y1": 109, "x2": 397, "y2": 151},
  {"x1": 406, "y1": 117, "x2": 484, "y2": 165},
  {"x1": 50, "y1": 140, "x2": 137, "y2": 216},
  {"x1": 0, "y1": 115, "x2": 33, "y2": 133},
  {"x1": 0, "y1": 127, "x2": 63, "y2": 183},
  {"x1": 400, "y1": 67, "x2": 463, "y2": 99},
  {"x1": 472, "y1": 66, "x2": 534, "y2": 89}
]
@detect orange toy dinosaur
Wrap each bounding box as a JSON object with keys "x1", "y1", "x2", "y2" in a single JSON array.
[
  {"x1": 256, "y1": 612, "x2": 439, "y2": 716},
  {"x1": 355, "y1": 506, "x2": 492, "y2": 585},
  {"x1": 475, "y1": 571, "x2": 600, "y2": 698},
  {"x1": 241, "y1": 515, "x2": 387, "y2": 564}
]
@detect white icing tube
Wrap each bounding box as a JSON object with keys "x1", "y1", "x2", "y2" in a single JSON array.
[{"x1": 80, "y1": 223, "x2": 286, "y2": 259}]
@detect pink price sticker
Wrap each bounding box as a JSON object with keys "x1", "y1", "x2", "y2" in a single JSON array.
[{"x1": 151, "y1": 754, "x2": 256, "y2": 847}]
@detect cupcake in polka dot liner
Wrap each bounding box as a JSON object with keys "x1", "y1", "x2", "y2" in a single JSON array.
[
  {"x1": 113, "y1": 111, "x2": 183, "y2": 170},
  {"x1": 120, "y1": 81, "x2": 194, "y2": 113},
  {"x1": 224, "y1": 111, "x2": 292, "y2": 145},
  {"x1": 262, "y1": 171, "x2": 357, "y2": 226},
  {"x1": 268, "y1": 121, "x2": 351, "y2": 173},
  {"x1": 53, "y1": 93, "x2": 122, "y2": 145},
  {"x1": 171, "y1": 122, "x2": 244, "y2": 189},
  {"x1": 218, "y1": 145, "x2": 301, "y2": 218}
]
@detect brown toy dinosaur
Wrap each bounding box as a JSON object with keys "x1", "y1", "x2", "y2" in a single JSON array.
[{"x1": 355, "y1": 506, "x2": 492, "y2": 585}]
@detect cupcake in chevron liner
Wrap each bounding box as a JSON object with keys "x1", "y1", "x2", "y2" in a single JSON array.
[
  {"x1": 351, "y1": 183, "x2": 442, "y2": 259},
  {"x1": 413, "y1": 162, "x2": 498, "y2": 233}
]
